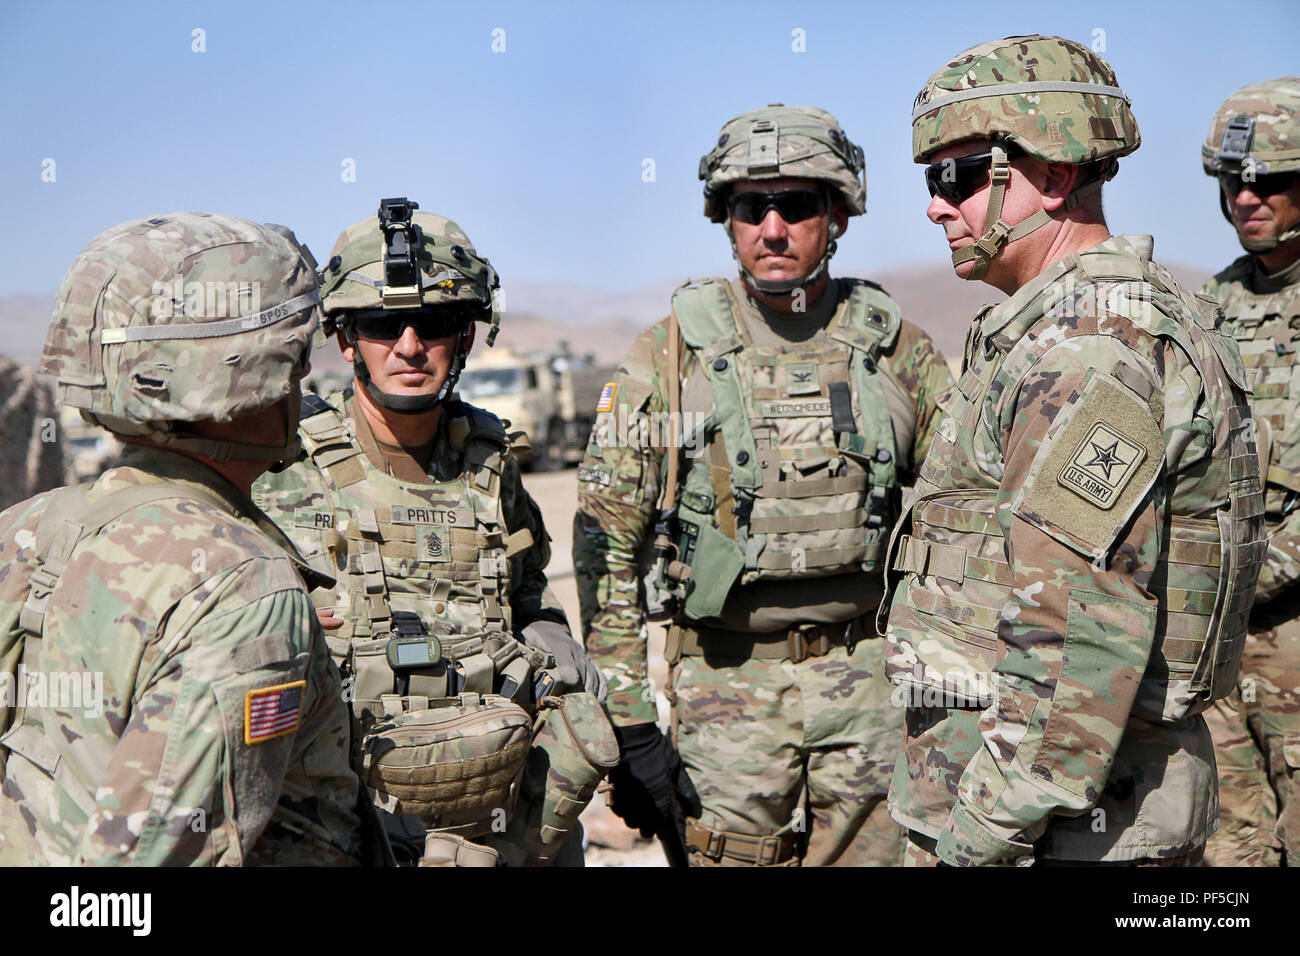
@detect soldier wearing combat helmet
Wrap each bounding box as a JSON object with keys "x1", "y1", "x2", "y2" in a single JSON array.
[
  {"x1": 881, "y1": 35, "x2": 1266, "y2": 866},
  {"x1": 0, "y1": 212, "x2": 380, "y2": 864},
  {"x1": 1198, "y1": 77, "x2": 1300, "y2": 868},
  {"x1": 574, "y1": 105, "x2": 954, "y2": 865},
  {"x1": 254, "y1": 198, "x2": 614, "y2": 867}
]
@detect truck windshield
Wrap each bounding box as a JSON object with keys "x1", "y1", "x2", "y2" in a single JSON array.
[{"x1": 459, "y1": 367, "x2": 523, "y2": 398}]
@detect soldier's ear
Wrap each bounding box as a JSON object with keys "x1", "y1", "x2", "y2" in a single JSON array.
[
  {"x1": 463, "y1": 322, "x2": 476, "y2": 353},
  {"x1": 830, "y1": 198, "x2": 849, "y2": 240}
]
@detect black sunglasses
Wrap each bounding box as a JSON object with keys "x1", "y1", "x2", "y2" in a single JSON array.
[
  {"x1": 924, "y1": 150, "x2": 999, "y2": 204},
  {"x1": 1219, "y1": 170, "x2": 1298, "y2": 199},
  {"x1": 728, "y1": 189, "x2": 826, "y2": 225},
  {"x1": 349, "y1": 305, "x2": 476, "y2": 341}
]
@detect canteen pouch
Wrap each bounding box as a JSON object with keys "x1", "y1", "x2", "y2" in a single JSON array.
[
  {"x1": 487, "y1": 691, "x2": 619, "y2": 865},
  {"x1": 362, "y1": 692, "x2": 531, "y2": 835}
]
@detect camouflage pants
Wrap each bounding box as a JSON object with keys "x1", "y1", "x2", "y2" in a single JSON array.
[
  {"x1": 671, "y1": 636, "x2": 906, "y2": 866},
  {"x1": 1204, "y1": 616, "x2": 1300, "y2": 867}
]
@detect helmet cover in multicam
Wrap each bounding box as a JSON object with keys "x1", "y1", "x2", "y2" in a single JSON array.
[
  {"x1": 699, "y1": 105, "x2": 866, "y2": 295},
  {"x1": 318, "y1": 199, "x2": 501, "y2": 413},
  {"x1": 911, "y1": 35, "x2": 1140, "y2": 280},
  {"x1": 38, "y1": 212, "x2": 321, "y2": 463},
  {"x1": 700, "y1": 104, "x2": 866, "y2": 221},
  {"x1": 1201, "y1": 77, "x2": 1300, "y2": 252}
]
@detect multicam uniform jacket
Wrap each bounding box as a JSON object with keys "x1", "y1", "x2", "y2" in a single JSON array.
[
  {"x1": 575, "y1": 277, "x2": 954, "y2": 725},
  {"x1": 0, "y1": 445, "x2": 368, "y2": 866},
  {"x1": 882, "y1": 235, "x2": 1266, "y2": 864}
]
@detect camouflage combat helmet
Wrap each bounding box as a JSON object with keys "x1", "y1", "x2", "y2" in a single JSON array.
[
  {"x1": 912, "y1": 35, "x2": 1140, "y2": 280},
  {"x1": 1202, "y1": 77, "x2": 1300, "y2": 253},
  {"x1": 699, "y1": 104, "x2": 865, "y2": 294},
  {"x1": 38, "y1": 212, "x2": 321, "y2": 465},
  {"x1": 318, "y1": 197, "x2": 501, "y2": 413}
]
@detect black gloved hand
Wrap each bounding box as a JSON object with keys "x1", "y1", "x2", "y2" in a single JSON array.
[{"x1": 608, "y1": 723, "x2": 701, "y2": 838}]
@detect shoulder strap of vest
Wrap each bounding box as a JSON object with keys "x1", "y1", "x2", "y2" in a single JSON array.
[
  {"x1": 448, "y1": 400, "x2": 510, "y2": 495},
  {"x1": 20, "y1": 480, "x2": 232, "y2": 638},
  {"x1": 672, "y1": 279, "x2": 744, "y2": 363},
  {"x1": 299, "y1": 391, "x2": 366, "y2": 489},
  {"x1": 828, "y1": 279, "x2": 902, "y2": 358},
  {"x1": 670, "y1": 280, "x2": 760, "y2": 490}
]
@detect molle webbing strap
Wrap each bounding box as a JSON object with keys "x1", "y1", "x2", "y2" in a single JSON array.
[
  {"x1": 891, "y1": 535, "x2": 1012, "y2": 587},
  {"x1": 301, "y1": 400, "x2": 366, "y2": 489}
]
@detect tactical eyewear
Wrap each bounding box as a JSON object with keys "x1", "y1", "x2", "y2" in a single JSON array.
[
  {"x1": 924, "y1": 151, "x2": 997, "y2": 204},
  {"x1": 349, "y1": 306, "x2": 475, "y2": 341},
  {"x1": 728, "y1": 189, "x2": 826, "y2": 225},
  {"x1": 1219, "y1": 171, "x2": 1298, "y2": 199}
]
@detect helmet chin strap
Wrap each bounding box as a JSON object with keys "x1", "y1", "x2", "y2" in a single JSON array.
[
  {"x1": 950, "y1": 145, "x2": 1105, "y2": 281},
  {"x1": 1222, "y1": 190, "x2": 1300, "y2": 253},
  {"x1": 346, "y1": 324, "x2": 469, "y2": 415}
]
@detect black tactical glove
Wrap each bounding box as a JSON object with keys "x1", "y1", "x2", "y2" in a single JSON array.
[{"x1": 608, "y1": 723, "x2": 701, "y2": 839}]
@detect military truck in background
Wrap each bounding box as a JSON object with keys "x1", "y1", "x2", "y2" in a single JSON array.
[{"x1": 459, "y1": 342, "x2": 616, "y2": 471}]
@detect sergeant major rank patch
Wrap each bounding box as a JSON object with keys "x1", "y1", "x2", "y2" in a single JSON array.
[
  {"x1": 1057, "y1": 421, "x2": 1146, "y2": 509},
  {"x1": 595, "y1": 382, "x2": 618, "y2": 413},
  {"x1": 424, "y1": 529, "x2": 445, "y2": 560},
  {"x1": 245, "y1": 680, "x2": 305, "y2": 745}
]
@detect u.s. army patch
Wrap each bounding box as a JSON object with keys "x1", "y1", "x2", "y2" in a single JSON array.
[
  {"x1": 1057, "y1": 422, "x2": 1146, "y2": 509},
  {"x1": 1015, "y1": 369, "x2": 1163, "y2": 560}
]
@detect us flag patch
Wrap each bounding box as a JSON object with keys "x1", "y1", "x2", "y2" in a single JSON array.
[
  {"x1": 595, "y1": 382, "x2": 618, "y2": 413},
  {"x1": 244, "y1": 680, "x2": 305, "y2": 745}
]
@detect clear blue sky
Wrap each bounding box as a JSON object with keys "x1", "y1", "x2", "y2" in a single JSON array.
[{"x1": 2, "y1": 0, "x2": 1296, "y2": 297}]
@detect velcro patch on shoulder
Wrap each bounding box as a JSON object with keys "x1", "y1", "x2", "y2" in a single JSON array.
[
  {"x1": 244, "y1": 680, "x2": 305, "y2": 744},
  {"x1": 596, "y1": 382, "x2": 618, "y2": 413},
  {"x1": 1015, "y1": 371, "x2": 1163, "y2": 560}
]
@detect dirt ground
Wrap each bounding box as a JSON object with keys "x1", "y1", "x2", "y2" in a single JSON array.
[{"x1": 525, "y1": 466, "x2": 673, "y2": 867}]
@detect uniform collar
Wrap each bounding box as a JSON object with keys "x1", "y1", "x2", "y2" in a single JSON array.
[
  {"x1": 1251, "y1": 251, "x2": 1300, "y2": 294},
  {"x1": 114, "y1": 443, "x2": 336, "y2": 591},
  {"x1": 980, "y1": 234, "x2": 1154, "y2": 349}
]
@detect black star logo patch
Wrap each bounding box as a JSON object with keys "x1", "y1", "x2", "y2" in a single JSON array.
[{"x1": 1085, "y1": 440, "x2": 1127, "y2": 480}]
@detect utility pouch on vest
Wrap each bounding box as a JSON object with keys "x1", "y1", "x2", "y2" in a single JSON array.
[
  {"x1": 681, "y1": 523, "x2": 745, "y2": 621},
  {"x1": 362, "y1": 692, "x2": 531, "y2": 834},
  {"x1": 486, "y1": 691, "x2": 619, "y2": 865}
]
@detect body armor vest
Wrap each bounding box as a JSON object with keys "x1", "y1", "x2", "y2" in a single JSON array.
[
  {"x1": 291, "y1": 390, "x2": 547, "y2": 716},
  {"x1": 882, "y1": 247, "x2": 1266, "y2": 723},
  {"x1": 1209, "y1": 257, "x2": 1300, "y2": 530},
  {"x1": 285, "y1": 391, "x2": 551, "y2": 841},
  {"x1": 662, "y1": 279, "x2": 902, "y2": 620}
]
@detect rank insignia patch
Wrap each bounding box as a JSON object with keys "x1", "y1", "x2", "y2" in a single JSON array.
[
  {"x1": 245, "y1": 680, "x2": 305, "y2": 744},
  {"x1": 424, "y1": 529, "x2": 445, "y2": 560},
  {"x1": 1057, "y1": 422, "x2": 1146, "y2": 509},
  {"x1": 596, "y1": 382, "x2": 618, "y2": 413}
]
